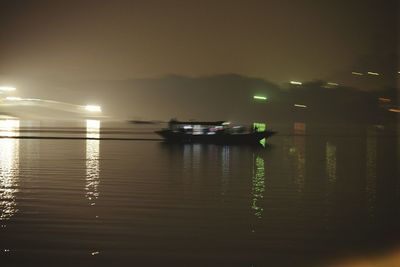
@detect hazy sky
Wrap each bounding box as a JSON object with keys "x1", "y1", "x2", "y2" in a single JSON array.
[{"x1": 0, "y1": 0, "x2": 398, "y2": 86}]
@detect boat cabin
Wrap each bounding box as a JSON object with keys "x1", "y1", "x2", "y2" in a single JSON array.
[{"x1": 168, "y1": 120, "x2": 230, "y2": 135}]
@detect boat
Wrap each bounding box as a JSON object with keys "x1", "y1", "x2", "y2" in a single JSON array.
[{"x1": 155, "y1": 119, "x2": 276, "y2": 144}]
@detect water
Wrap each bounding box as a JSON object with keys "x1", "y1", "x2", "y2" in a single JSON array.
[{"x1": 0, "y1": 120, "x2": 399, "y2": 266}]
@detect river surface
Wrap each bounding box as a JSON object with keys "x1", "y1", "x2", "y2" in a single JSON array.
[{"x1": 0, "y1": 120, "x2": 399, "y2": 266}]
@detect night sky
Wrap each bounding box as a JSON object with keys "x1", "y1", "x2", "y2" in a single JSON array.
[{"x1": 0, "y1": 0, "x2": 398, "y2": 87}]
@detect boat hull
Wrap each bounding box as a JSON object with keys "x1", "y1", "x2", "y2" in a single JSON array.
[{"x1": 156, "y1": 130, "x2": 275, "y2": 144}]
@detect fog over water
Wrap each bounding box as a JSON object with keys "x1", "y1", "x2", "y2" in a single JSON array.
[{"x1": 1, "y1": 74, "x2": 398, "y2": 124}]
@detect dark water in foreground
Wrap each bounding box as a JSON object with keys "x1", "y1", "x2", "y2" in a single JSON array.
[{"x1": 0, "y1": 121, "x2": 399, "y2": 266}]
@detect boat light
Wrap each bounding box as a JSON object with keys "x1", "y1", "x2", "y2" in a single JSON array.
[{"x1": 253, "y1": 122, "x2": 266, "y2": 132}]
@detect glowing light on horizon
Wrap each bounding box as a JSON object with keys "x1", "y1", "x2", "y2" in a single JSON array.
[
  {"x1": 0, "y1": 120, "x2": 20, "y2": 137},
  {"x1": 85, "y1": 105, "x2": 102, "y2": 112},
  {"x1": 5, "y1": 97, "x2": 22, "y2": 101},
  {"x1": 290, "y1": 81, "x2": 302, "y2": 85},
  {"x1": 86, "y1": 120, "x2": 100, "y2": 139},
  {"x1": 388, "y1": 108, "x2": 400, "y2": 113},
  {"x1": 294, "y1": 104, "x2": 307, "y2": 108},
  {"x1": 0, "y1": 86, "x2": 16, "y2": 92},
  {"x1": 253, "y1": 95, "x2": 267, "y2": 100}
]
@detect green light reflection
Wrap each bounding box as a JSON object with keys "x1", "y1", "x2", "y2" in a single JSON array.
[{"x1": 252, "y1": 155, "x2": 265, "y2": 218}]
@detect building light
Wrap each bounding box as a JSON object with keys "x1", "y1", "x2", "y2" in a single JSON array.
[
  {"x1": 367, "y1": 71, "x2": 379, "y2": 76},
  {"x1": 351, "y1": 72, "x2": 363, "y2": 76},
  {"x1": 294, "y1": 104, "x2": 307, "y2": 108},
  {"x1": 327, "y1": 82, "x2": 339, "y2": 86},
  {"x1": 253, "y1": 95, "x2": 267, "y2": 100},
  {"x1": 290, "y1": 81, "x2": 302, "y2": 85},
  {"x1": 378, "y1": 97, "x2": 391, "y2": 103}
]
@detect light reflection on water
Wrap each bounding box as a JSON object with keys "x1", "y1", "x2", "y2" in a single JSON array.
[
  {"x1": 85, "y1": 120, "x2": 100, "y2": 207},
  {"x1": 366, "y1": 128, "x2": 377, "y2": 219},
  {"x1": 0, "y1": 120, "x2": 20, "y2": 224},
  {"x1": 326, "y1": 141, "x2": 337, "y2": 185},
  {"x1": 0, "y1": 121, "x2": 397, "y2": 267},
  {"x1": 292, "y1": 134, "x2": 305, "y2": 193},
  {"x1": 182, "y1": 144, "x2": 203, "y2": 181},
  {"x1": 0, "y1": 120, "x2": 19, "y2": 137},
  {"x1": 182, "y1": 144, "x2": 191, "y2": 174},
  {"x1": 221, "y1": 146, "x2": 230, "y2": 196},
  {"x1": 251, "y1": 155, "x2": 265, "y2": 218},
  {"x1": 192, "y1": 144, "x2": 201, "y2": 175}
]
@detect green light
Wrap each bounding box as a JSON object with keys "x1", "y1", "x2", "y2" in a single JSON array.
[
  {"x1": 259, "y1": 138, "x2": 266, "y2": 147},
  {"x1": 253, "y1": 95, "x2": 267, "y2": 100},
  {"x1": 253, "y1": 122, "x2": 266, "y2": 146},
  {"x1": 253, "y1": 122, "x2": 266, "y2": 132}
]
